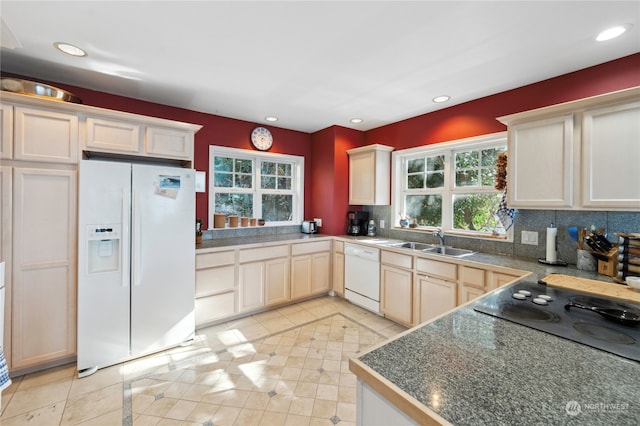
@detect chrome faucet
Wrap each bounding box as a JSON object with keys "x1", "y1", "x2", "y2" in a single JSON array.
[{"x1": 433, "y1": 228, "x2": 445, "y2": 247}]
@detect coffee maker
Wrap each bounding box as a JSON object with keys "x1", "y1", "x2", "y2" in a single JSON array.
[{"x1": 347, "y1": 211, "x2": 369, "y2": 236}]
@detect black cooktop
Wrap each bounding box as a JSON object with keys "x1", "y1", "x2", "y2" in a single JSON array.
[{"x1": 473, "y1": 280, "x2": 640, "y2": 362}]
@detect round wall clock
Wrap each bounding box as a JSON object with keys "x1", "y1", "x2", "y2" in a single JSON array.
[{"x1": 251, "y1": 127, "x2": 273, "y2": 151}]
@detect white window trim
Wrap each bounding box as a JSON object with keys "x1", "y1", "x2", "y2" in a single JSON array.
[
  {"x1": 392, "y1": 131, "x2": 513, "y2": 241},
  {"x1": 209, "y1": 146, "x2": 304, "y2": 227}
]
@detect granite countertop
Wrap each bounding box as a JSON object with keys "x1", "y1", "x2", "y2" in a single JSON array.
[
  {"x1": 353, "y1": 298, "x2": 640, "y2": 425},
  {"x1": 196, "y1": 232, "x2": 331, "y2": 252}
]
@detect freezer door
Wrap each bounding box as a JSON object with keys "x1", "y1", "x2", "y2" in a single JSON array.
[
  {"x1": 77, "y1": 160, "x2": 131, "y2": 373},
  {"x1": 130, "y1": 164, "x2": 195, "y2": 357}
]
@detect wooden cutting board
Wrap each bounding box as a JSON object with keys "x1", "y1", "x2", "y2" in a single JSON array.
[{"x1": 543, "y1": 274, "x2": 640, "y2": 304}]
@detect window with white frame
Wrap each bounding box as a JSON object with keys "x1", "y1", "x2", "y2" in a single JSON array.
[
  {"x1": 209, "y1": 146, "x2": 304, "y2": 226},
  {"x1": 393, "y1": 133, "x2": 509, "y2": 237}
]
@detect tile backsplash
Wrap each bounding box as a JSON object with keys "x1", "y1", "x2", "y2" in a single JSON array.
[{"x1": 364, "y1": 205, "x2": 640, "y2": 265}]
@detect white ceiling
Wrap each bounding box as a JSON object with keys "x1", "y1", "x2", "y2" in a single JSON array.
[{"x1": 1, "y1": 1, "x2": 639, "y2": 133}]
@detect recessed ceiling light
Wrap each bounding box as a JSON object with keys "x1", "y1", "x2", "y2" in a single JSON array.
[
  {"x1": 54, "y1": 42, "x2": 87, "y2": 57},
  {"x1": 265, "y1": 116, "x2": 278, "y2": 122},
  {"x1": 596, "y1": 25, "x2": 631, "y2": 42},
  {"x1": 350, "y1": 118, "x2": 363, "y2": 124},
  {"x1": 432, "y1": 95, "x2": 450, "y2": 103}
]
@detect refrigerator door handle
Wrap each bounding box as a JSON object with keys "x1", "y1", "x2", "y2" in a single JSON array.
[
  {"x1": 121, "y1": 186, "x2": 130, "y2": 288},
  {"x1": 132, "y1": 190, "x2": 142, "y2": 287}
]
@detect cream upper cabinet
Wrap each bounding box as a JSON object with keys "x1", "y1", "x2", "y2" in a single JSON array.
[
  {"x1": 581, "y1": 100, "x2": 640, "y2": 209},
  {"x1": 1, "y1": 103, "x2": 13, "y2": 159},
  {"x1": 498, "y1": 87, "x2": 640, "y2": 211},
  {"x1": 146, "y1": 126, "x2": 194, "y2": 160},
  {"x1": 347, "y1": 144, "x2": 393, "y2": 205},
  {"x1": 505, "y1": 114, "x2": 574, "y2": 208},
  {"x1": 14, "y1": 106, "x2": 78, "y2": 164},
  {"x1": 85, "y1": 116, "x2": 142, "y2": 154},
  {"x1": 84, "y1": 117, "x2": 197, "y2": 161}
]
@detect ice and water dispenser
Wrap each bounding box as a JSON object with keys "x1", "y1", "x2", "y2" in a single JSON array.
[{"x1": 86, "y1": 225, "x2": 122, "y2": 274}]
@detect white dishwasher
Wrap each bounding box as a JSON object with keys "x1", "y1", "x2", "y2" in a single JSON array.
[{"x1": 344, "y1": 243, "x2": 381, "y2": 314}]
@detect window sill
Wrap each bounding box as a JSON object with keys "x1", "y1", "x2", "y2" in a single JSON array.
[{"x1": 391, "y1": 226, "x2": 513, "y2": 243}]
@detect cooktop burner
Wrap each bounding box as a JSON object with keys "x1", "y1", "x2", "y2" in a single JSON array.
[{"x1": 473, "y1": 280, "x2": 640, "y2": 362}]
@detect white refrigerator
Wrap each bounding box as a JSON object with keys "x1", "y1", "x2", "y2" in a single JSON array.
[{"x1": 77, "y1": 159, "x2": 195, "y2": 377}]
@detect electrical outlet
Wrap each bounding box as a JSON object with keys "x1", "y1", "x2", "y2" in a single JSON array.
[
  {"x1": 380, "y1": 219, "x2": 385, "y2": 229},
  {"x1": 521, "y1": 230, "x2": 539, "y2": 245},
  {"x1": 313, "y1": 218, "x2": 322, "y2": 227}
]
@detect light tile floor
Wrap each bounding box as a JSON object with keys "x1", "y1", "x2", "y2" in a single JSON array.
[{"x1": 0, "y1": 296, "x2": 406, "y2": 425}]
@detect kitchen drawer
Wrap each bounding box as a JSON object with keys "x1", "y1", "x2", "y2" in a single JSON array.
[
  {"x1": 460, "y1": 266, "x2": 485, "y2": 289},
  {"x1": 381, "y1": 250, "x2": 413, "y2": 270},
  {"x1": 239, "y1": 244, "x2": 288, "y2": 263},
  {"x1": 196, "y1": 265, "x2": 235, "y2": 297},
  {"x1": 291, "y1": 240, "x2": 331, "y2": 256},
  {"x1": 334, "y1": 240, "x2": 344, "y2": 254},
  {"x1": 195, "y1": 291, "x2": 235, "y2": 325},
  {"x1": 196, "y1": 250, "x2": 235, "y2": 269},
  {"x1": 416, "y1": 258, "x2": 457, "y2": 281}
]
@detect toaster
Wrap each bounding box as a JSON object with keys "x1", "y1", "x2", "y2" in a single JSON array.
[{"x1": 301, "y1": 221, "x2": 318, "y2": 234}]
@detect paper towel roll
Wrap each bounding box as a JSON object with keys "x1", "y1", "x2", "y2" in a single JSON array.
[{"x1": 546, "y1": 226, "x2": 557, "y2": 262}]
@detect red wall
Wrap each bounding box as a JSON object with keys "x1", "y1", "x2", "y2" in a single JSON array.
[
  {"x1": 366, "y1": 53, "x2": 640, "y2": 149},
  {"x1": 14, "y1": 82, "x2": 313, "y2": 230},
  {"x1": 310, "y1": 126, "x2": 364, "y2": 235},
  {"x1": 7, "y1": 53, "x2": 639, "y2": 234}
]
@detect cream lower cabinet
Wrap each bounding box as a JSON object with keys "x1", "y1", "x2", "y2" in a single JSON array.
[
  {"x1": 488, "y1": 271, "x2": 524, "y2": 291},
  {"x1": 290, "y1": 240, "x2": 331, "y2": 300},
  {"x1": 239, "y1": 245, "x2": 289, "y2": 312},
  {"x1": 380, "y1": 250, "x2": 414, "y2": 326},
  {"x1": 11, "y1": 166, "x2": 77, "y2": 370},
  {"x1": 416, "y1": 257, "x2": 457, "y2": 324},
  {"x1": 417, "y1": 275, "x2": 457, "y2": 324},
  {"x1": 332, "y1": 241, "x2": 345, "y2": 295},
  {"x1": 195, "y1": 250, "x2": 236, "y2": 326},
  {"x1": 458, "y1": 265, "x2": 486, "y2": 305}
]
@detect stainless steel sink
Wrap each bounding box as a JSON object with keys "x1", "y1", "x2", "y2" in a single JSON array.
[
  {"x1": 388, "y1": 241, "x2": 435, "y2": 251},
  {"x1": 422, "y1": 246, "x2": 475, "y2": 257}
]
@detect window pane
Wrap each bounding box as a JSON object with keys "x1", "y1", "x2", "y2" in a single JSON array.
[
  {"x1": 214, "y1": 157, "x2": 233, "y2": 172},
  {"x1": 405, "y1": 194, "x2": 442, "y2": 227},
  {"x1": 214, "y1": 172, "x2": 232, "y2": 187},
  {"x1": 234, "y1": 174, "x2": 252, "y2": 188},
  {"x1": 452, "y1": 193, "x2": 501, "y2": 232},
  {"x1": 427, "y1": 155, "x2": 444, "y2": 171},
  {"x1": 407, "y1": 174, "x2": 424, "y2": 189},
  {"x1": 278, "y1": 177, "x2": 292, "y2": 190},
  {"x1": 215, "y1": 193, "x2": 253, "y2": 217},
  {"x1": 261, "y1": 176, "x2": 275, "y2": 189},
  {"x1": 279, "y1": 163, "x2": 292, "y2": 176},
  {"x1": 456, "y1": 170, "x2": 478, "y2": 187},
  {"x1": 426, "y1": 171, "x2": 444, "y2": 188},
  {"x1": 407, "y1": 158, "x2": 424, "y2": 173},
  {"x1": 261, "y1": 161, "x2": 276, "y2": 175},
  {"x1": 481, "y1": 148, "x2": 500, "y2": 167},
  {"x1": 481, "y1": 168, "x2": 495, "y2": 186},
  {"x1": 262, "y1": 194, "x2": 293, "y2": 221},
  {"x1": 236, "y1": 159, "x2": 252, "y2": 174},
  {"x1": 456, "y1": 151, "x2": 478, "y2": 168}
]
